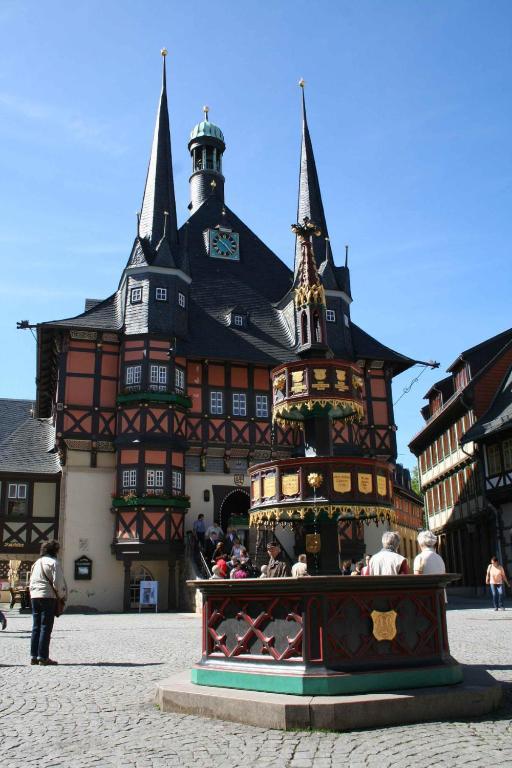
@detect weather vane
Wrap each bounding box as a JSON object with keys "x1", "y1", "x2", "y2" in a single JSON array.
[{"x1": 203, "y1": 105, "x2": 209, "y2": 120}]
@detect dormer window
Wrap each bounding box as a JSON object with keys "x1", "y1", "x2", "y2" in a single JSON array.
[
  {"x1": 155, "y1": 287, "x2": 167, "y2": 301},
  {"x1": 233, "y1": 314, "x2": 243, "y2": 327},
  {"x1": 178, "y1": 292, "x2": 186, "y2": 308},
  {"x1": 230, "y1": 309, "x2": 247, "y2": 328},
  {"x1": 454, "y1": 365, "x2": 469, "y2": 391},
  {"x1": 130, "y1": 287, "x2": 142, "y2": 304},
  {"x1": 326, "y1": 309, "x2": 336, "y2": 323}
]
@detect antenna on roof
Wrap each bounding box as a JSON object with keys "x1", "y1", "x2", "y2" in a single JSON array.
[
  {"x1": 163, "y1": 210, "x2": 169, "y2": 238},
  {"x1": 136, "y1": 211, "x2": 141, "y2": 237},
  {"x1": 345, "y1": 245, "x2": 349, "y2": 268}
]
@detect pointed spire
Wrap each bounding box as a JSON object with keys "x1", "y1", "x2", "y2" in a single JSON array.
[
  {"x1": 139, "y1": 49, "x2": 179, "y2": 256},
  {"x1": 292, "y1": 217, "x2": 329, "y2": 357},
  {"x1": 294, "y1": 80, "x2": 329, "y2": 279}
]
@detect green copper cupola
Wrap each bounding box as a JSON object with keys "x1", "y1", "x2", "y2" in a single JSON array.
[{"x1": 188, "y1": 106, "x2": 226, "y2": 211}]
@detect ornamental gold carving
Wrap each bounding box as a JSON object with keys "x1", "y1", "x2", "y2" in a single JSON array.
[
  {"x1": 282, "y1": 474, "x2": 299, "y2": 496},
  {"x1": 377, "y1": 476, "x2": 387, "y2": 496},
  {"x1": 263, "y1": 475, "x2": 276, "y2": 498},
  {"x1": 371, "y1": 609, "x2": 398, "y2": 641},
  {"x1": 251, "y1": 479, "x2": 260, "y2": 502},
  {"x1": 335, "y1": 370, "x2": 349, "y2": 391},
  {"x1": 333, "y1": 472, "x2": 351, "y2": 493},
  {"x1": 291, "y1": 370, "x2": 305, "y2": 393},
  {"x1": 312, "y1": 368, "x2": 329, "y2": 391},
  {"x1": 358, "y1": 473, "x2": 373, "y2": 494},
  {"x1": 353, "y1": 374, "x2": 364, "y2": 391},
  {"x1": 305, "y1": 533, "x2": 321, "y2": 554}
]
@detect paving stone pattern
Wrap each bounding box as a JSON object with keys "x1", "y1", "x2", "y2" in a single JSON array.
[{"x1": 0, "y1": 599, "x2": 511, "y2": 768}]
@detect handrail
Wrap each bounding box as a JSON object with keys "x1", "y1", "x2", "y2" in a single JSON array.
[{"x1": 185, "y1": 531, "x2": 212, "y2": 579}]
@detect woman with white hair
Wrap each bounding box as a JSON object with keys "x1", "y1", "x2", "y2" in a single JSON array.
[
  {"x1": 368, "y1": 532, "x2": 409, "y2": 575},
  {"x1": 413, "y1": 530, "x2": 446, "y2": 575}
]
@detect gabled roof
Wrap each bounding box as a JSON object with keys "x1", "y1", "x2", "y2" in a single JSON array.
[
  {"x1": 424, "y1": 375, "x2": 454, "y2": 402},
  {"x1": 0, "y1": 398, "x2": 34, "y2": 444},
  {"x1": 350, "y1": 323, "x2": 416, "y2": 375},
  {"x1": 462, "y1": 365, "x2": 512, "y2": 443},
  {"x1": 42, "y1": 291, "x2": 122, "y2": 332},
  {"x1": 446, "y1": 327, "x2": 512, "y2": 373},
  {"x1": 0, "y1": 408, "x2": 60, "y2": 475}
]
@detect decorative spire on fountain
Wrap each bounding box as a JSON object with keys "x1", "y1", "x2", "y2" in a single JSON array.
[{"x1": 249, "y1": 218, "x2": 396, "y2": 573}]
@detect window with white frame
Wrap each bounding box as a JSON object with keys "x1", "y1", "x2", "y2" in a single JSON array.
[
  {"x1": 146, "y1": 469, "x2": 164, "y2": 490},
  {"x1": 125, "y1": 365, "x2": 142, "y2": 386},
  {"x1": 326, "y1": 309, "x2": 336, "y2": 323},
  {"x1": 6, "y1": 483, "x2": 28, "y2": 516},
  {"x1": 149, "y1": 364, "x2": 167, "y2": 390},
  {"x1": 130, "y1": 287, "x2": 142, "y2": 304},
  {"x1": 122, "y1": 469, "x2": 137, "y2": 489},
  {"x1": 172, "y1": 470, "x2": 183, "y2": 493},
  {"x1": 155, "y1": 287, "x2": 167, "y2": 301},
  {"x1": 256, "y1": 394, "x2": 269, "y2": 418},
  {"x1": 210, "y1": 391, "x2": 223, "y2": 414},
  {"x1": 232, "y1": 392, "x2": 247, "y2": 416},
  {"x1": 175, "y1": 367, "x2": 185, "y2": 393},
  {"x1": 178, "y1": 292, "x2": 186, "y2": 308},
  {"x1": 233, "y1": 314, "x2": 243, "y2": 327}
]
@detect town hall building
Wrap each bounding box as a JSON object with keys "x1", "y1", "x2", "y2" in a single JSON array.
[{"x1": 1, "y1": 53, "x2": 424, "y2": 610}]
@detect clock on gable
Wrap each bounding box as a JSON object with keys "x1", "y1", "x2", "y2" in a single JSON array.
[{"x1": 208, "y1": 227, "x2": 240, "y2": 260}]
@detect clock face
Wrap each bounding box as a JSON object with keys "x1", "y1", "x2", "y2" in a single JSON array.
[{"x1": 209, "y1": 229, "x2": 240, "y2": 260}]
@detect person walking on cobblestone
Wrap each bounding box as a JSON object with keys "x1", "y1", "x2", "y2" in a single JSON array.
[
  {"x1": 486, "y1": 555, "x2": 510, "y2": 611},
  {"x1": 29, "y1": 540, "x2": 67, "y2": 665}
]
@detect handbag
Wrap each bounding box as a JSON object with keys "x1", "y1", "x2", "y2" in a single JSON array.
[{"x1": 40, "y1": 560, "x2": 66, "y2": 618}]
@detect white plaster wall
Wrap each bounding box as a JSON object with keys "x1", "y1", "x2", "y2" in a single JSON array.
[
  {"x1": 185, "y1": 471, "x2": 250, "y2": 531},
  {"x1": 60, "y1": 453, "x2": 123, "y2": 612}
]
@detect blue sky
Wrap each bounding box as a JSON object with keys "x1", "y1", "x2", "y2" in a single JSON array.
[{"x1": 1, "y1": 0, "x2": 511, "y2": 469}]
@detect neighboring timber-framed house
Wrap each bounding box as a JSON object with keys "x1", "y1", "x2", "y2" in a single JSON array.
[{"x1": 34, "y1": 56, "x2": 422, "y2": 610}]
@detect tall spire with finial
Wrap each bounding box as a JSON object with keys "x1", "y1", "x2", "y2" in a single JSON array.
[
  {"x1": 294, "y1": 80, "x2": 330, "y2": 281},
  {"x1": 292, "y1": 216, "x2": 330, "y2": 357},
  {"x1": 139, "y1": 49, "x2": 179, "y2": 256}
]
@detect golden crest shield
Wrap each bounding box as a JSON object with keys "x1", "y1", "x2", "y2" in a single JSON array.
[
  {"x1": 305, "y1": 533, "x2": 321, "y2": 554},
  {"x1": 371, "y1": 609, "x2": 398, "y2": 641}
]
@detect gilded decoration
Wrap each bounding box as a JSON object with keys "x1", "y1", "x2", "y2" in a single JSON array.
[
  {"x1": 291, "y1": 370, "x2": 305, "y2": 394},
  {"x1": 305, "y1": 533, "x2": 321, "y2": 554},
  {"x1": 358, "y1": 473, "x2": 373, "y2": 494},
  {"x1": 371, "y1": 610, "x2": 398, "y2": 642},
  {"x1": 312, "y1": 368, "x2": 329, "y2": 391},
  {"x1": 282, "y1": 474, "x2": 300, "y2": 496},
  {"x1": 273, "y1": 374, "x2": 286, "y2": 392},
  {"x1": 307, "y1": 472, "x2": 323, "y2": 489},
  {"x1": 249, "y1": 504, "x2": 396, "y2": 526},
  {"x1": 295, "y1": 283, "x2": 326, "y2": 308},
  {"x1": 335, "y1": 370, "x2": 349, "y2": 392},
  {"x1": 333, "y1": 472, "x2": 351, "y2": 493},
  {"x1": 263, "y1": 475, "x2": 276, "y2": 498},
  {"x1": 251, "y1": 479, "x2": 260, "y2": 502},
  {"x1": 273, "y1": 398, "x2": 364, "y2": 426},
  {"x1": 353, "y1": 374, "x2": 364, "y2": 391},
  {"x1": 377, "y1": 475, "x2": 387, "y2": 497}
]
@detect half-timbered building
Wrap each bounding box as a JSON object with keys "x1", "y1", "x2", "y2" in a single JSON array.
[
  {"x1": 0, "y1": 399, "x2": 61, "y2": 599},
  {"x1": 409, "y1": 329, "x2": 512, "y2": 590},
  {"x1": 32, "y1": 55, "x2": 422, "y2": 610}
]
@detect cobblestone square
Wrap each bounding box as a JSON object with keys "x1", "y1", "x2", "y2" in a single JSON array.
[{"x1": 1, "y1": 599, "x2": 511, "y2": 767}]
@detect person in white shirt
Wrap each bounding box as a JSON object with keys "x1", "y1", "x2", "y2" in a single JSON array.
[
  {"x1": 292, "y1": 554, "x2": 309, "y2": 578},
  {"x1": 413, "y1": 530, "x2": 446, "y2": 575},
  {"x1": 368, "y1": 532, "x2": 408, "y2": 575},
  {"x1": 29, "y1": 540, "x2": 68, "y2": 666}
]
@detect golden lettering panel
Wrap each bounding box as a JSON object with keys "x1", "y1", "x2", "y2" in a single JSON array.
[
  {"x1": 358, "y1": 473, "x2": 373, "y2": 494},
  {"x1": 282, "y1": 474, "x2": 299, "y2": 496},
  {"x1": 291, "y1": 370, "x2": 305, "y2": 393},
  {"x1": 377, "y1": 476, "x2": 387, "y2": 497},
  {"x1": 335, "y1": 370, "x2": 348, "y2": 391},
  {"x1": 251, "y1": 479, "x2": 260, "y2": 502},
  {"x1": 263, "y1": 475, "x2": 276, "y2": 498},
  {"x1": 333, "y1": 472, "x2": 351, "y2": 493}
]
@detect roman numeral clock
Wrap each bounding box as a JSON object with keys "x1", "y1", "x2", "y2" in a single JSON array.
[{"x1": 208, "y1": 227, "x2": 240, "y2": 260}]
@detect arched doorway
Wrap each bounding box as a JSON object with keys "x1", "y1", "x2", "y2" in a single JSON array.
[{"x1": 219, "y1": 489, "x2": 250, "y2": 534}]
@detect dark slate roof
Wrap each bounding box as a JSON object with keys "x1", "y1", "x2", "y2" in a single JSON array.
[
  {"x1": 462, "y1": 365, "x2": 512, "y2": 443},
  {"x1": 446, "y1": 327, "x2": 512, "y2": 373},
  {"x1": 0, "y1": 399, "x2": 34, "y2": 444},
  {"x1": 424, "y1": 375, "x2": 454, "y2": 403},
  {"x1": 138, "y1": 56, "x2": 179, "y2": 256},
  {"x1": 176, "y1": 196, "x2": 295, "y2": 364},
  {"x1": 42, "y1": 291, "x2": 122, "y2": 331},
  {"x1": 350, "y1": 323, "x2": 416, "y2": 375},
  {"x1": 0, "y1": 413, "x2": 60, "y2": 475}
]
